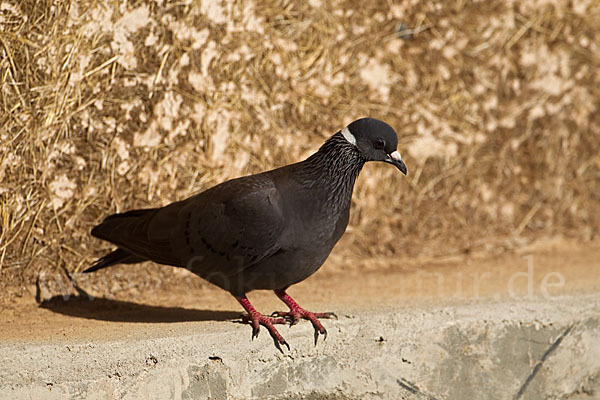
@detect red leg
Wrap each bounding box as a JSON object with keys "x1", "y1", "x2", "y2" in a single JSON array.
[
  {"x1": 235, "y1": 295, "x2": 290, "y2": 352},
  {"x1": 273, "y1": 289, "x2": 337, "y2": 345}
]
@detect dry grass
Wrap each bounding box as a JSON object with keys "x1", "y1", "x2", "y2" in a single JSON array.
[{"x1": 1, "y1": 0, "x2": 599, "y2": 297}]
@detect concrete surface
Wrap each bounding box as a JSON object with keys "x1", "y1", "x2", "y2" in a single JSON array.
[{"x1": 1, "y1": 293, "x2": 599, "y2": 400}]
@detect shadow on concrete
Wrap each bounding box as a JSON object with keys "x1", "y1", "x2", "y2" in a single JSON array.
[{"x1": 40, "y1": 295, "x2": 241, "y2": 323}]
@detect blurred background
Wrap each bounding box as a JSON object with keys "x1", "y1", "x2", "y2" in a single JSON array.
[{"x1": 1, "y1": 0, "x2": 598, "y2": 299}]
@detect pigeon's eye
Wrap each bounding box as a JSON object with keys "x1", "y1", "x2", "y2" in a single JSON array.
[{"x1": 374, "y1": 138, "x2": 385, "y2": 150}]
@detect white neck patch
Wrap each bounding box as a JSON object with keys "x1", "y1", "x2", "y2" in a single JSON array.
[{"x1": 341, "y1": 127, "x2": 357, "y2": 146}]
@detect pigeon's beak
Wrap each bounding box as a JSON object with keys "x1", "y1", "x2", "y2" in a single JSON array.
[{"x1": 385, "y1": 151, "x2": 407, "y2": 175}]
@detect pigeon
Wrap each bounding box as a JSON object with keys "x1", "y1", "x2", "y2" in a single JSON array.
[{"x1": 85, "y1": 117, "x2": 407, "y2": 351}]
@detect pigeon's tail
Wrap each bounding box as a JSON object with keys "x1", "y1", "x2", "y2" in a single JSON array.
[
  {"x1": 84, "y1": 248, "x2": 146, "y2": 273},
  {"x1": 90, "y1": 208, "x2": 159, "y2": 241},
  {"x1": 86, "y1": 208, "x2": 160, "y2": 273}
]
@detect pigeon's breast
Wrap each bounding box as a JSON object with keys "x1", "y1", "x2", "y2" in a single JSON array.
[
  {"x1": 231, "y1": 166, "x2": 355, "y2": 292},
  {"x1": 281, "y1": 187, "x2": 349, "y2": 247}
]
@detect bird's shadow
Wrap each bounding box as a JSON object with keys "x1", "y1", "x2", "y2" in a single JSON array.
[{"x1": 39, "y1": 295, "x2": 241, "y2": 323}]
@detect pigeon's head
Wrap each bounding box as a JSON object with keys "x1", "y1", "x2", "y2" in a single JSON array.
[{"x1": 342, "y1": 118, "x2": 407, "y2": 175}]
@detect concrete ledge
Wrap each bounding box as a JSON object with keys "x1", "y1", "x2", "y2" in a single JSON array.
[{"x1": 1, "y1": 294, "x2": 599, "y2": 399}]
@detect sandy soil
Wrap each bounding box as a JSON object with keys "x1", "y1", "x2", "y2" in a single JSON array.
[{"x1": 0, "y1": 238, "x2": 598, "y2": 343}]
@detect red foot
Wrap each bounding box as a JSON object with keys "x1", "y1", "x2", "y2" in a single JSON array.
[
  {"x1": 273, "y1": 289, "x2": 337, "y2": 345},
  {"x1": 236, "y1": 296, "x2": 290, "y2": 352}
]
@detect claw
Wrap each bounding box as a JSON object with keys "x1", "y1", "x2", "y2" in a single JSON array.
[
  {"x1": 313, "y1": 326, "x2": 328, "y2": 345},
  {"x1": 272, "y1": 311, "x2": 300, "y2": 326},
  {"x1": 237, "y1": 296, "x2": 291, "y2": 352},
  {"x1": 239, "y1": 293, "x2": 336, "y2": 349},
  {"x1": 273, "y1": 290, "x2": 336, "y2": 346},
  {"x1": 272, "y1": 339, "x2": 290, "y2": 354}
]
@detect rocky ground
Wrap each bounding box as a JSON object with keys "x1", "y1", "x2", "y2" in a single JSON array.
[{"x1": 1, "y1": 238, "x2": 598, "y2": 399}]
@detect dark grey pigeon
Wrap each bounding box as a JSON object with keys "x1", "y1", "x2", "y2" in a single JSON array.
[{"x1": 85, "y1": 117, "x2": 407, "y2": 351}]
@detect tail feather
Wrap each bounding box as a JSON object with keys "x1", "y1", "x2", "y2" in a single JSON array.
[
  {"x1": 89, "y1": 204, "x2": 182, "y2": 267},
  {"x1": 84, "y1": 248, "x2": 146, "y2": 273},
  {"x1": 91, "y1": 208, "x2": 159, "y2": 241}
]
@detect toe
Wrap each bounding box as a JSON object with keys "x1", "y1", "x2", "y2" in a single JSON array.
[{"x1": 314, "y1": 311, "x2": 337, "y2": 319}]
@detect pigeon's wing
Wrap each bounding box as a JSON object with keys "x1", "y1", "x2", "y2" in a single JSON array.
[{"x1": 165, "y1": 175, "x2": 287, "y2": 277}]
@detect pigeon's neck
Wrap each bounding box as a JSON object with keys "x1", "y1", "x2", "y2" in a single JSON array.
[{"x1": 301, "y1": 132, "x2": 366, "y2": 208}]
